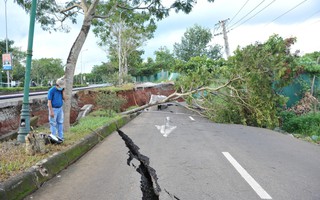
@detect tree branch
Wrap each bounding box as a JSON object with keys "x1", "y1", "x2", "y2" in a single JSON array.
[
  {"x1": 59, "y1": 4, "x2": 81, "y2": 13},
  {"x1": 117, "y1": 1, "x2": 154, "y2": 10},
  {"x1": 121, "y1": 77, "x2": 241, "y2": 115},
  {"x1": 93, "y1": 2, "x2": 118, "y2": 19}
]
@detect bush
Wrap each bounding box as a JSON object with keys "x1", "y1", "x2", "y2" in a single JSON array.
[
  {"x1": 280, "y1": 111, "x2": 320, "y2": 136},
  {"x1": 95, "y1": 91, "x2": 127, "y2": 115}
]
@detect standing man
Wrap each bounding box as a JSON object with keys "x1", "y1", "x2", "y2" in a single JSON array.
[{"x1": 47, "y1": 77, "x2": 66, "y2": 142}]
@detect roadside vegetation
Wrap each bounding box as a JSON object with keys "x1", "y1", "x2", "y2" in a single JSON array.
[
  {"x1": 168, "y1": 34, "x2": 320, "y2": 144},
  {"x1": 0, "y1": 92, "x2": 127, "y2": 182}
]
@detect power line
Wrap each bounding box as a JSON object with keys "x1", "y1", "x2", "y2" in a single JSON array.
[
  {"x1": 212, "y1": 22, "x2": 221, "y2": 36},
  {"x1": 230, "y1": 0, "x2": 277, "y2": 31},
  {"x1": 228, "y1": 0, "x2": 267, "y2": 29},
  {"x1": 265, "y1": 0, "x2": 308, "y2": 26},
  {"x1": 228, "y1": 0, "x2": 250, "y2": 26},
  {"x1": 303, "y1": 9, "x2": 320, "y2": 21}
]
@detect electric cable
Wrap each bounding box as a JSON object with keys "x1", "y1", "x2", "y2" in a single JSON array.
[
  {"x1": 303, "y1": 9, "x2": 320, "y2": 21},
  {"x1": 228, "y1": 0, "x2": 266, "y2": 29},
  {"x1": 229, "y1": 0, "x2": 277, "y2": 31},
  {"x1": 212, "y1": 23, "x2": 221, "y2": 36},
  {"x1": 228, "y1": 0, "x2": 250, "y2": 26},
  {"x1": 265, "y1": 0, "x2": 308, "y2": 26}
]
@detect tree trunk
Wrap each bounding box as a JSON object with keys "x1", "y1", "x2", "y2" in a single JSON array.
[
  {"x1": 63, "y1": 4, "x2": 97, "y2": 131},
  {"x1": 311, "y1": 75, "x2": 316, "y2": 96}
]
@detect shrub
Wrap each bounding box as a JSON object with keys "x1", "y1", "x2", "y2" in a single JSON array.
[
  {"x1": 281, "y1": 111, "x2": 320, "y2": 136},
  {"x1": 95, "y1": 91, "x2": 127, "y2": 115}
]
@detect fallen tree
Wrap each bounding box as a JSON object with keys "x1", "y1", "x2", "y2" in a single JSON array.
[{"x1": 121, "y1": 76, "x2": 241, "y2": 116}]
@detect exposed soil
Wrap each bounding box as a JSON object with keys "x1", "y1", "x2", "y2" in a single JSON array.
[{"x1": 0, "y1": 83, "x2": 176, "y2": 137}]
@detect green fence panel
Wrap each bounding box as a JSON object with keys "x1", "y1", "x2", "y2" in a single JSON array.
[{"x1": 279, "y1": 73, "x2": 319, "y2": 107}]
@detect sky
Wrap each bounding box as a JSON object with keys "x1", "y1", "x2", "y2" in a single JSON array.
[{"x1": 0, "y1": 0, "x2": 319, "y2": 74}]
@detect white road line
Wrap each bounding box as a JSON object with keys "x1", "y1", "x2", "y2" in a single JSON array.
[
  {"x1": 222, "y1": 152, "x2": 272, "y2": 199},
  {"x1": 189, "y1": 116, "x2": 195, "y2": 121}
]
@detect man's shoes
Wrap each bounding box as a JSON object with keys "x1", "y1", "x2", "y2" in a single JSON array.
[
  {"x1": 57, "y1": 136, "x2": 64, "y2": 143},
  {"x1": 49, "y1": 134, "x2": 63, "y2": 144}
]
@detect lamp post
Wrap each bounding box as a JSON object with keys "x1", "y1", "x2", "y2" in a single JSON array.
[
  {"x1": 4, "y1": 0, "x2": 10, "y2": 88},
  {"x1": 17, "y1": 0, "x2": 37, "y2": 142},
  {"x1": 80, "y1": 49, "x2": 88, "y2": 85}
]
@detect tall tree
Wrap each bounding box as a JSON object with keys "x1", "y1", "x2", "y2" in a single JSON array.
[
  {"x1": 93, "y1": 8, "x2": 156, "y2": 84},
  {"x1": 91, "y1": 61, "x2": 117, "y2": 83},
  {"x1": 174, "y1": 24, "x2": 222, "y2": 61},
  {"x1": 31, "y1": 58, "x2": 64, "y2": 86},
  {"x1": 15, "y1": 0, "x2": 215, "y2": 131},
  {"x1": 154, "y1": 46, "x2": 176, "y2": 72}
]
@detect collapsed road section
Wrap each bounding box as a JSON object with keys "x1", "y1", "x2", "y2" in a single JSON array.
[{"x1": 117, "y1": 129, "x2": 161, "y2": 200}]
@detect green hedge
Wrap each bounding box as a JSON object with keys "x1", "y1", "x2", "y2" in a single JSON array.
[
  {"x1": 0, "y1": 85, "x2": 87, "y2": 94},
  {"x1": 280, "y1": 111, "x2": 320, "y2": 137}
]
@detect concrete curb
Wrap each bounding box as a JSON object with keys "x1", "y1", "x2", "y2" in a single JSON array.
[{"x1": 0, "y1": 113, "x2": 138, "y2": 200}]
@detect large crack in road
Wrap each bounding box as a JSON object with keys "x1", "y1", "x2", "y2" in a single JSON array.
[{"x1": 117, "y1": 129, "x2": 161, "y2": 200}]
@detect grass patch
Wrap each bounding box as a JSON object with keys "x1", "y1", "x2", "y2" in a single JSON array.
[
  {"x1": 0, "y1": 110, "x2": 120, "y2": 182},
  {"x1": 279, "y1": 111, "x2": 320, "y2": 143},
  {"x1": 96, "y1": 83, "x2": 134, "y2": 92}
]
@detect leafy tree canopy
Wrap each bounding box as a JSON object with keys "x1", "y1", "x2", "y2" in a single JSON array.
[
  {"x1": 15, "y1": 0, "x2": 215, "y2": 32},
  {"x1": 174, "y1": 24, "x2": 222, "y2": 61},
  {"x1": 132, "y1": 57, "x2": 157, "y2": 77},
  {"x1": 31, "y1": 58, "x2": 64, "y2": 85},
  {"x1": 153, "y1": 46, "x2": 176, "y2": 72},
  {"x1": 298, "y1": 52, "x2": 320, "y2": 74},
  {"x1": 175, "y1": 34, "x2": 300, "y2": 129}
]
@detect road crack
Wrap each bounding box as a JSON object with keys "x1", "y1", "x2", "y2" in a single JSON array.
[{"x1": 117, "y1": 129, "x2": 161, "y2": 200}]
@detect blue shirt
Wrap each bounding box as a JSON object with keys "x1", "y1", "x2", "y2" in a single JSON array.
[{"x1": 48, "y1": 86, "x2": 63, "y2": 108}]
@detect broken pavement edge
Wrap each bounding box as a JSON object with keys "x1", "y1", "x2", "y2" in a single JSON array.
[{"x1": 0, "y1": 113, "x2": 139, "y2": 200}]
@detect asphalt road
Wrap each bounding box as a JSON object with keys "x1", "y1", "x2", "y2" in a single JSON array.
[{"x1": 25, "y1": 104, "x2": 320, "y2": 200}]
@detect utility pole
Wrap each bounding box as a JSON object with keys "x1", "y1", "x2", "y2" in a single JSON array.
[{"x1": 214, "y1": 19, "x2": 230, "y2": 58}]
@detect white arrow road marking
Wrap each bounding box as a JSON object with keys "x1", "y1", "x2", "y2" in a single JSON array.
[
  {"x1": 189, "y1": 116, "x2": 195, "y2": 121},
  {"x1": 222, "y1": 152, "x2": 272, "y2": 199},
  {"x1": 155, "y1": 117, "x2": 177, "y2": 137}
]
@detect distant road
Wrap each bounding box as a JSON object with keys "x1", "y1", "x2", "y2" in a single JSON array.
[{"x1": 0, "y1": 84, "x2": 110, "y2": 101}]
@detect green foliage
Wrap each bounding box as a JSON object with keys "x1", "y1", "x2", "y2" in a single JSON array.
[
  {"x1": 174, "y1": 56, "x2": 217, "y2": 75},
  {"x1": 31, "y1": 58, "x2": 64, "y2": 86},
  {"x1": 298, "y1": 56, "x2": 320, "y2": 74},
  {"x1": 174, "y1": 35, "x2": 299, "y2": 129},
  {"x1": 173, "y1": 24, "x2": 222, "y2": 61},
  {"x1": 70, "y1": 113, "x2": 118, "y2": 136},
  {"x1": 279, "y1": 111, "x2": 297, "y2": 130},
  {"x1": 95, "y1": 91, "x2": 127, "y2": 114},
  {"x1": 280, "y1": 112, "x2": 320, "y2": 137},
  {"x1": 104, "y1": 72, "x2": 133, "y2": 86},
  {"x1": 0, "y1": 39, "x2": 14, "y2": 56},
  {"x1": 304, "y1": 51, "x2": 320, "y2": 63},
  {"x1": 132, "y1": 57, "x2": 158, "y2": 77},
  {"x1": 153, "y1": 46, "x2": 176, "y2": 72},
  {"x1": 91, "y1": 62, "x2": 117, "y2": 83},
  {"x1": 213, "y1": 35, "x2": 299, "y2": 128},
  {"x1": 0, "y1": 86, "x2": 49, "y2": 94}
]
